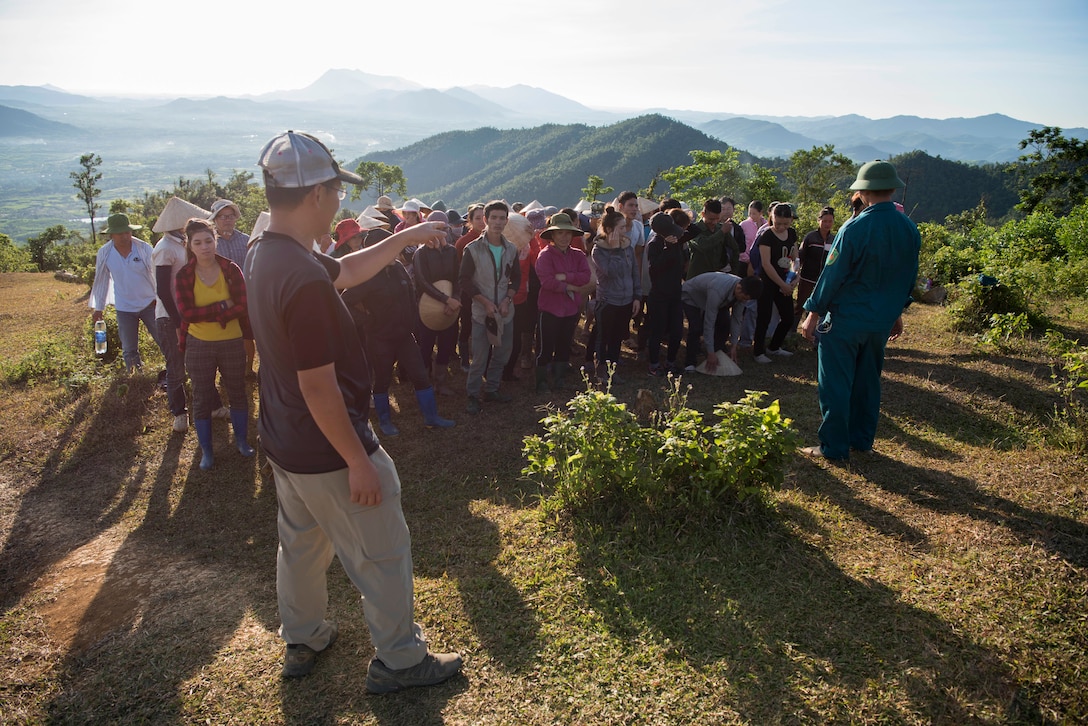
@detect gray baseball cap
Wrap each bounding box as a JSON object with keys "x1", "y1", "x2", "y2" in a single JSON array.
[{"x1": 258, "y1": 130, "x2": 364, "y2": 188}]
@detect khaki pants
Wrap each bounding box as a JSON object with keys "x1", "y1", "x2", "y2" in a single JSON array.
[{"x1": 271, "y1": 448, "x2": 428, "y2": 669}]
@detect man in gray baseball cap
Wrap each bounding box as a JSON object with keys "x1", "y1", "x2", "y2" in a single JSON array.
[
  {"x1": 799, "y1": 160, "x2": 920, "y2": 461},
  {"x1": 244, "y1": 130, "x2": 462, "y2": 691}
]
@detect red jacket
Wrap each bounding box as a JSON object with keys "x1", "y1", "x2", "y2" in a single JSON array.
[{"x1": 175, "y1": 254, "x2": 252, "y2": 350}]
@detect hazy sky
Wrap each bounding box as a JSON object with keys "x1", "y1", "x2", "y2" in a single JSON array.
[{"x1": 2, "y1": 0, "x2": 1086, "y2": 127}]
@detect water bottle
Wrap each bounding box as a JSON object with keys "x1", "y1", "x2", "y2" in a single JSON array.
[
  {"x1": 785, "y1": 270, "x2": 797, "y2": 284},
  {"x1": 94, "y1": 320, "x2": 107, "y2": 355}
]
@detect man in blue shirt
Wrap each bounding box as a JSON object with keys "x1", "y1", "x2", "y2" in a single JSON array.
[{"x1": 799, "y1": 161, "x2": 920, "y2": 460}]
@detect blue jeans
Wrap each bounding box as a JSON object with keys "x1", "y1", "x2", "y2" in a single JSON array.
[{"x1": 116, "y1": 302, "x2": 159, "y2": 371}]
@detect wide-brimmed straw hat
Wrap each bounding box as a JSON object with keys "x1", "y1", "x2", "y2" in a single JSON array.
[
  {"x1": 418, "y1": 280, "x2": 459, "y2": 331},
  {"x1": 375, "y1": 195, "x2": 394, "y2": 211},
  {"x1": 540, "y1": 213, "x2": 584, "y2": 240},
  {"x1": 153, "y1": 197, "x2": 210, "y2": 233}
]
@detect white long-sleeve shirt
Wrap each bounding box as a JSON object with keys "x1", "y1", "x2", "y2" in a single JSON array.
[{"x1": 89, "y1": 238, "x2": 157, "y2": 313}]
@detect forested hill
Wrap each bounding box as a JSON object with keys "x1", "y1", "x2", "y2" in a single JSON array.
[
  {"x1": 353, "y1": 114, "x2": 1020, "y2": 221},
  {"x1": 891, "y1": 150, "x2": 1019, "y2": 221},
  {"x1": 354, "y1": 115, "x2": 755, "y2": 208}
]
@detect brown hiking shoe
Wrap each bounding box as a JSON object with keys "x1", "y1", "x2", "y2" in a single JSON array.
[
  {"x1": 283, "y1": 623, "x2": 337, "y2": 678},
  {"x1": 365, "y1": 651, "x2": 463, "y2": 694}
]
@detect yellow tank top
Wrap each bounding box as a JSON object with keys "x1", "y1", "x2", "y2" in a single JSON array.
[{"x1": 189, "y1": 267, "x2": 242, "y2": 341}]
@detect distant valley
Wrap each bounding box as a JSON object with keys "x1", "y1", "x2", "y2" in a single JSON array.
[{"x1": 1, "y1": 69, "x2": 1084, "y2": 240}]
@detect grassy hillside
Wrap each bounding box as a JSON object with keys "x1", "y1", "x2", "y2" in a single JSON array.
[
  {"x1": 356, "y1": 114, "x2": 756, "y2": 208},
  {"x1": 355, "y1": 115, "x2": 1021, "y2": 221},
  {"x1": 1, "y1": 272, "x2": 1086, "y2": 723}
]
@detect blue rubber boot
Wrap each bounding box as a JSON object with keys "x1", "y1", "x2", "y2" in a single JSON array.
[
  {"x1": 372, "y1": 393, "x2": 400, "y2": 437},
  {"x1": 194, "y1": 419, "x2": 214, "y2": 470},
  {"x1": 230, "y1": 408, "x2": 255, "y2": 457},
  {"x1": 415, "y1": 387, "x2": 455, "y2": 428}
]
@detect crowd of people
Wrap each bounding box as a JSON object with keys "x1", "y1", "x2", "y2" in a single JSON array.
[{"x1": 88, "y1": 130, "x2": 920, "y2": 691}]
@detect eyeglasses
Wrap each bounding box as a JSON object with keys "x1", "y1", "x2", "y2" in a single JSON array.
[{"x1": 325, "y1": 183, "x2": 347, "y2": 201}]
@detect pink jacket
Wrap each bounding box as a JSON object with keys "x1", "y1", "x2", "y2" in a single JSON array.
[{"x1": 535, "y1": 243, "x2": 592, "y2": 318}]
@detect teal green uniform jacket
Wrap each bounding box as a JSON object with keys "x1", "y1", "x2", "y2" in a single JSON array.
[{"x1": 802, "y1": 201, "x2": 920, "y2": 459}]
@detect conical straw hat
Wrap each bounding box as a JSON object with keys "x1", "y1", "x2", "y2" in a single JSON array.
[{"x1": 153, "y1": 196, "x2": 211, "y2": 233}]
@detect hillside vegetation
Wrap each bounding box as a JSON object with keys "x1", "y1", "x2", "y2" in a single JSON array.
[{"x1": 357, "y1": 115, "x2": 1020, "y2": 222}]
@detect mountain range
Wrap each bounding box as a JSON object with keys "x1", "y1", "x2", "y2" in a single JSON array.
[{"x1": 0, "y1": 69, "x2": 1081, "y2": 239}]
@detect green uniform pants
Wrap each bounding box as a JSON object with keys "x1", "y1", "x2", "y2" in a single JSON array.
[{"x1": 816, "y1": 320, "x2": 888, "y2": 460}]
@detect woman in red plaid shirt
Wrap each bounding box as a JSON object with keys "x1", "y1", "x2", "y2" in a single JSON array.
[{"x1": 176, "y1": 218, "x2": 254, "y2": 470}]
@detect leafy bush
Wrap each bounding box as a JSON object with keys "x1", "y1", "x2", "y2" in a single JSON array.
[
  {"x1": 1056, "y1": 200, "x2": 1088, "y2": 260},
  {"x1": 2, "y1": 338, "x2": 81, "y2": 385},
  {"x1": 947, "y1": 276, "x2": 1048, "y2": 333},
  {"x1": 983, "y1": 212, "x2": 1061, "y2": 268},
  {"x1": 1043, "y1": 330, "x2": 1088, "y2": 452},
  {"x1": 0, "y1": 233, "x2": 35, "y2": 272},
  {"x1": 523, "y1": 376, "x2": 798, "y2": 518}
]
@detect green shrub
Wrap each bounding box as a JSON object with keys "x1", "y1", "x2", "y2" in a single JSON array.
[
  {"x1": 523, "y1": 376, "x2": 798, "y2": 518},
  {"x1": 2, "y1": 338, "x2": 81, "y2": 385},
  {"x1": 947, "y1": 276, "x2": 1048, "y2": 333},
  {"x1": 1056, "y1": 200, "x2": 1088, "y2": 260},
  {"x1": 1043, "y1": 330, "x2": 1088, "y2": 452}
]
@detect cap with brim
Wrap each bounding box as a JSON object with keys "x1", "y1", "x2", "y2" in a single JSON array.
[
  {"x1": 258, "y1": 130, "x2": 364, "y2": 188},
  {"x1": 418, "y1": 280, "x2": 459, "y2": 331},
  {"x1": 397, "y1": 200, "x2": 422, "y2": 214},
  {"x1": 485, "y1": 315, "x2": 503, "y2": 347},
  {"x1": 209, "y1": 199, "x2": 242, "y2": 220},
  {"x1": 540, "y1": 213, "x2": 584, "y2": 240},
  {"x1": 102, "y1": 213, "x2": 143, "y2": 235},
  {"x1": 849, "y1": 160, "x2": 906, "y2": 191},
  {"x1": 153, "y1": 197, "x2": 211, "y2": 233},
  {"x1": 334, "y1": 218, "x2": 364, "y2": 249},
  {"x1": 650, "y1": 211, "x2": 685, "y2": 239}
]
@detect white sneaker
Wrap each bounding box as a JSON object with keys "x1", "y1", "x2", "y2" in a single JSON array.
[
  {"x1": 754, "y1": 354, "x2": 772, "y2": 364},
  {"x1": 173, "y1": 414, "x2": 189, "y2": 432},
  {"x1": 768, "y1": 348, "x2": 794, "y2": 357}
]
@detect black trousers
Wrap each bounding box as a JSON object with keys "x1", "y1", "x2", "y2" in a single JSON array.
[
  {"x1": 367, "y1": 331, "x2": 430, "y2": 393},
  {"x1": 647, "y1": 294, "x2": 684, "y2": 366}
]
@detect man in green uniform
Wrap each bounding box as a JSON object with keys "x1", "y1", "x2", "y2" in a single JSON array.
[{"x1": 799, "y1": 161, "x2": 920, "y2": 460}]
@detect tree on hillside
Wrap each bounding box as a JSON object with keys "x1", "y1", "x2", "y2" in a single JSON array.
[
  {"x1": 660, "y1": 149, "x2": 744, "y2": 206},
  {"x1": 1014, "y1": 127, "x2": 1088, "y2": 216},
  {"x1": 350, "y1": 161, "x2": 408, "y2": 202},
  {"x1": 25, "y1": 225, "x2": 83, "y2": 272},
  {"x1": 581, "y1": 174, "x2": 614, "y2": 202},
  {"x1": 739, "y1": 164, "x2": 788, "y2": 209},
  {"x1": 785, "y1": 144, "x2": 855, "y2": 205},
  {"x1": 70, "y1": 153, "x2": 103, "y2": 243}
]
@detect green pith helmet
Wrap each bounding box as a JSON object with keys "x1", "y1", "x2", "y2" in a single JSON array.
[{"x1": 849, "y1": 160, "x2": 906, "y2": 191}]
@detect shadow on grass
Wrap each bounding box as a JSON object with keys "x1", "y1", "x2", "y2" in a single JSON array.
[
  {"x1": 42, "y1": 405, "x2": 282, "y2": 722},
  {"x1": 854, "y1": 452, "x2": 1088, "y2": 570},
  {"x1": 0, "y1": 375, "x2": 154, "y2": 612},
  {"x1": 566, "y1": 497, "x2": 1043, "y2": 723}
]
